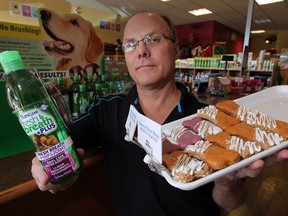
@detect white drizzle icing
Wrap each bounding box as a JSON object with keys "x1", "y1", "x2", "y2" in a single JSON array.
[
  {"x1": 172, "y1": 154, "x2": 205, "y2": 176},
  {"x1": 197, "y1": 105, "x2": 218, "y2": 120},
  {"x1": 185, "y1": 140, "x2": 211, "y2": 154},
  {"x1": 197, "y1": 120, "x2": 222, "y2": 138},
  {"x1": 237, "y1": 106, "x2": 277, "y2": 129},
  {"x1": 255, "y1": 128, "x2": 284, "y2": 146},
  {"x1": 228, "y1": 136, "x2": 261, "y2": 155},
  {"x1": 170, "y1": 125, "x2": 187, "y2": 142}
]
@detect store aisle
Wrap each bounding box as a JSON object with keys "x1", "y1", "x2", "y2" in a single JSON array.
[{"x1": 221, "y1": 160, "x2": 288, "y2": 216}]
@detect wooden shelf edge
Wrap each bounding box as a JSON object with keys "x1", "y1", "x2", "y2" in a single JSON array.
[{"x1": 0, "y1": 152, "x2": 104, "y2": 205}]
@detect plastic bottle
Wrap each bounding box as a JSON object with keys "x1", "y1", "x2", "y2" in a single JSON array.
[
  {"x1": 92, "y1": 83, "x2": 103, "y2": 100},
  {"x1": 0, "y1": 50, "x2": 81, "y2": 184},
  {"x1": 85, "y1": 74, "x2": 94, "y2": 104},
  {"x1": 77, "y1": 84, "x2": 90, "y2": 115},
  {"x1": 56, "y1": 77, "x2": 70, "y2": 110},
  {"x1": 69, "y1": 75, "x2": 80, "y2": 118},
  {"x1": 108, "y1": 81, "x2": 116, "y2": 94},
  {"x1": 100, "y1": 73, "x2": 109, "y2": 96}
]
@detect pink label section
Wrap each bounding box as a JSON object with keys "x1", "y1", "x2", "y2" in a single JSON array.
[{"x1": 42, "y1": 151, "x2": 76, "y2": 181}]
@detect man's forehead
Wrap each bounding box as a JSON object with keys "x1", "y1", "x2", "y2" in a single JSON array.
[{"x1": 124, "y1": 14, "x2": 167, "y2": 39}]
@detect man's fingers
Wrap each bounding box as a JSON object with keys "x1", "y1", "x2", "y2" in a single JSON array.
[{"x1": 236, "y1": 159, "x2": 265, "y2": 178}]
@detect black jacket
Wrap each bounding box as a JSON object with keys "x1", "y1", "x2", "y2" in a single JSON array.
[{"x1": 71, "y1": 82, "x2": 220, "y2": 216}]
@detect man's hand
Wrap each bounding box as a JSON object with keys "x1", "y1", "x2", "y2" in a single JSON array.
[{"x1": 31, "y1": 149, "x2": 84, "y2": 194}]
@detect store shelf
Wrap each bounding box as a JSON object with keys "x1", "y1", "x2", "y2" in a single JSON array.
[{"x1": 175, "y1": 66, "x2": 275, "y2": 88}]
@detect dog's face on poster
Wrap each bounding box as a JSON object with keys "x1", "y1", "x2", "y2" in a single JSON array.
[{"x1": 39, "y1": 8, "x2": 104, "y2": 70}]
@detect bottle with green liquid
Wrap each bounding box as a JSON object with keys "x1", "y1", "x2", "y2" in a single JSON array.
[{"x1": 0, "y1": 50, "x2": 82, "y2": 184}]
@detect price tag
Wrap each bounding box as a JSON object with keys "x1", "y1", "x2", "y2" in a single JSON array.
[
  {"x1": 125, "y1": 105, "x2": 138, "y2": 141},
  {"x1": 138, "y1": 113, "x2": 162, "y2": 163}
]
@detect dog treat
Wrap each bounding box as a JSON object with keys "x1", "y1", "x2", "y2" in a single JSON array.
[
  {"x1": 195, "y1": 120, "x2": 223, "y2": 138},
  {"x1": 158, "y1": 101, "x2": 287, "y2": 184},
  {"x1": 182, "y1": 117, "x2": 223, "y2": 138},
  {"x1": 162, "y1": 134, "x2": 181, "y2": 155},
  {"x1": 184, "y1": 140, "x2": 241, "y2": 170},
  {"x1": 197, "y1": 105, "x2": 240, "y2": 130},
  {"x1": 215, "y1": 100, "x2": 240, "y2": 116},
  {"x1": 162, "y1": 151, "x2": 211, "y2": 183},
  {"x1": 225, "y1": 123, "x2": 285, "y2": 150},
  {"x1": 166, "y1": 125, "x2": 202, "y2": 150},
  {"x1": 205, "y1": 132, "x2": 262, "y2": 158},
  {"x1": 162, "y1": 151, "x2": 185, "y2": 171},
  {"x1": 182, "y1": 116, "x2": 203, "y2": 131},
  {"x1": 216, "y1": 100, "x2": 288, "y2": 139}
]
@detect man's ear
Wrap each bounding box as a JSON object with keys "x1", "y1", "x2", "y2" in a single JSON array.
[{"x1": 173, "y1": 41, "x2": 180, "y2": 60}]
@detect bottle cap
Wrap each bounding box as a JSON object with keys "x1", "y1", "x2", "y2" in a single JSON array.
[
  {"x1": 0, "y1": 50, "x2": 25, "y2": 74},
  {"x1": 95, "y1": 83, "x2": 102, "y2": 90},
  {"x1": 73, "y1": 75, "x2": 80, "y2": 82},
  {"x1": 56, "y1": 77, "x2": 63, "y2": 84},
  {"x1": 87, "y1": 74, "x2": 93, "y2": 81},
  {"x1": 79, "y1": 84, "x2": 86, "y2": 92},
  {"x1": 109, "y1": 81, "x2": 115, "y2": 89}
]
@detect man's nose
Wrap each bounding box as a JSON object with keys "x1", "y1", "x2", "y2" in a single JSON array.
[{"x1": 137, "y1": 41, "x2": 150, "y2": 57}]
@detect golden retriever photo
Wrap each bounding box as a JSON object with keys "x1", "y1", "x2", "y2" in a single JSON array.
[{"x1": 39, "y1": 8, "x2": 104, "y2": 71}]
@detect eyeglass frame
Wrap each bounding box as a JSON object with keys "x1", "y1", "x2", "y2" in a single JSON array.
[{"x1": 122, "y1": 33, "x2": 176, "y2": 53}]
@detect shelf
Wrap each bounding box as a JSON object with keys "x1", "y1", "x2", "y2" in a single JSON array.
[{"x1": 176, "y1": 67, "x2": 273, "y2": 73}]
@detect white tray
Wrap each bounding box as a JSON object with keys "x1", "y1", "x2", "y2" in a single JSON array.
[{"x1": 144, "y1": 85, "x2": 288, "y2": 190}]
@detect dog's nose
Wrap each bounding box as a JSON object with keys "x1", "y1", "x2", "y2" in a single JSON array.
[{"x1": 40, "y1": 9, "x2": 51, "y2": 21}]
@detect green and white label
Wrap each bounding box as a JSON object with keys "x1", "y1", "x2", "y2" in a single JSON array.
[{"x1": 18, "y1": 103, "x2": 57, "y2": 136}]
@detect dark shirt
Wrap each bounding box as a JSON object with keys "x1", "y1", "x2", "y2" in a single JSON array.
[{"x1": 71, "y1": 82, "x2": 220, "y2": 216}]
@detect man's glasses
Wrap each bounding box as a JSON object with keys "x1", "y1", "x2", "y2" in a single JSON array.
[{"x1": 122, "y1": 33, "x2": 175, "y2": 53}]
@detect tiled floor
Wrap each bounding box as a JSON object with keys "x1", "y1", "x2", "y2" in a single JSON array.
[{"x1": 221, "y1": 160, "x2": 288, "y2": 216}]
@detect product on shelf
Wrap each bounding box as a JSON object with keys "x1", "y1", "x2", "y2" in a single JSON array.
[
  {"x1": 56, "y1": 77, "x2": 70, "y2": 110},
  {"x1": 77, "y1": 84, "x2": 90, "y2": 115},
  {"x1": 69, "y1": 75, "x2": 80, "y2": 117}
]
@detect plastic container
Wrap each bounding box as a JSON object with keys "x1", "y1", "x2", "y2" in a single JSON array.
[{"x1": 0, "y1": 50, "x2": 82, "y2": 184}]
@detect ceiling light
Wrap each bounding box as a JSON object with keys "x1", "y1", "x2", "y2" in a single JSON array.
[
  {"x1": 251, "y1": 30, "x2": 266, "y2": 34},
  {"x1": 189, "y1": 8, "x2": 212, "y2": 16},
  {"x1": 253, "y1": 18, "x2": 271, "y2": 24},
  {"x1": 160, "y1": 0, "x2": 170, "y2": 2},
  {"x1": 255, "y1": 0, "x2": 283, "y2": 5}
]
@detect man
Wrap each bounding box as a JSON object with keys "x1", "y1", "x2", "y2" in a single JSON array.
[{"x1": 32, "y1": 12, "x2": 288, "y2": 215}]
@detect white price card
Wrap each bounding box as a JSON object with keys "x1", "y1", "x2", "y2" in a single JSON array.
[
  {"x1": 138, "y1": 113, "x2": 162, "y2": 163},
  {"x1": 125, "y1": 105, "x2": 138, "y2": 141}
]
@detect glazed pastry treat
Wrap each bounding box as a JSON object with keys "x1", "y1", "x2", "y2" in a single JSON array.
[
  {"x1": 225, "y1": 122, "x2": 285, "y2": 150},
  {"x1": 197, "y1": 105, "x2": 240, "y2": 130},
  {"x1": 184, "y1": 140, "x2": 241, "y2": 170},
  {"x1": 216, "y1": 100, "x2": 288, "y2": 139},
  {"x1": 182, "y1": 117, "x2": 222, "y2": 138},
  {"x1": 162, "y1": 134, "x2": 181, "y2": 155},
  {"x1": 215, "y1": 100, "x2": 240, "y2": 116},
  {"x1": 205, "y1": 131, "x2": 262, "y2": 159},
  {"x1": 166, "y1": 125, "x2": 202, "y2": 150},
  {"x1": 162, "y1": 150, "x2": 184, "y2": 171},
  {"x1": 182, "y1": 116, "x2": 203, "y2": 131},
  {"x1": 194, "y1": 120, "x2": 223, "y2": 138},
  {"x1": 162, "y1": 151, "x2": 211, "y2": 183}
]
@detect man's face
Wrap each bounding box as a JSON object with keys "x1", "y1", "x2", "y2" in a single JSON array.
[{"x1": 123, "y1": 13, "x2": 179, "y2": 89}]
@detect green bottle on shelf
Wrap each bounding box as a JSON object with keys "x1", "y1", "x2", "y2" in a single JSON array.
[
  {"x1": 92, "y1": 83, "x2": 103, "y2": 100},
  {"x1": 77, "y1": 84, "x2": 90, "y2": 115},
  {"x1": 85, "y1": 74, "x2": 95, "y2": 104},
  {"x1": 0, "y1": 50, "x2": 82, "y2": 184},
  {"x1": 56, "y1": 77, "x2": 70, "y2": 110},
  {"x1": 69, "y1": 75, "x2": 80, "y2": 118}
]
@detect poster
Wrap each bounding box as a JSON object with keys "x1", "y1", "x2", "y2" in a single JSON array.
[
  {"x1": 0, "y1": 21, "x2": 67, "y2": 80},
  {"x1": 0, "y1": 8, "x2": 104, "y2": 83}
]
